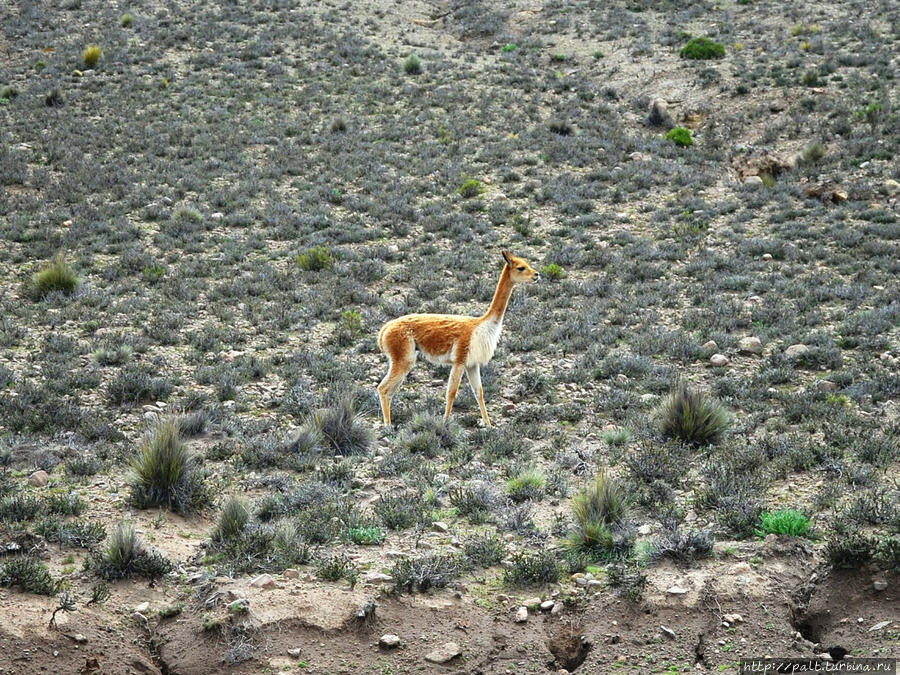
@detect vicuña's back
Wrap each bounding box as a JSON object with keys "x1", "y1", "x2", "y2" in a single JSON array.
[{"x1": 376, "y1": 251, "x2": 539, "y2": 427}]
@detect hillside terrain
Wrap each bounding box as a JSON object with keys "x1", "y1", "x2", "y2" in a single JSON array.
[{"x1": 0, "y1": 0, "x2": 898, "y2": 673}]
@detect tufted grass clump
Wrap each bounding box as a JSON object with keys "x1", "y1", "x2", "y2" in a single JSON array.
[
  {"x1": 506, "y1": 467, "x2": 547, "y2": 503},
  {"x1": 403, "y1": 53, "x2": 422, "y2": 75},
  {"x1": 541, "y1": 264, "x2": 566, "y2": 281},
  {"x1": 91, "y1": 521, "x2": 173, "y2": 581},
  {"x1": 30, "y1": 254, "x2": 79, "y2": 299},
  {"x1": 658, "y1": 384, "x2": 729, "y2": 446},
  {"x1": 82, "y1": 44, "x2": 102, "y2": 68},
  {"x1": 213, "y1": 496, "x2": 250, "y2": 543},
  {"x1": 130, "y1": 417, "x2": 210, "y2": 514},
  {"x1": 312, "y1": 391, "x2": 373, "y2": 456},
  {"x1": 665, "y1": 127, "x2": 693, "y2": 147},
  {"x1": 680, "y1": 37, "x2": 725, "y2": 60},
  {"x1": 120, "y1": 13, "x2": 133, "y2": 27},
  {"x1": 567, "y1": 472, "x2": 630, "y2": 559},
  {"x1": 457, "y1": 178, "x2": 485, "y2": 199},
  {"x1": 295, "y1": 245, "x2": 333, "y2": 272},
  {"x1": 396, "y1": 413, "x2": 461, "y2": 458},
  {"x1": 756, "y1": 509, "x2": 811, "y2": 537}
]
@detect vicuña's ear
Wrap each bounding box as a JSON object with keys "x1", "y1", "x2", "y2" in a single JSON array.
[{"x1": 501, "y1": 250, "x2": 512, "y2": 266}]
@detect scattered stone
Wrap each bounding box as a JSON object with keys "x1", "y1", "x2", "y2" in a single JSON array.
[
  {"x1": 616, "y1": 373, "x2": 629, "y2": 385},
  {"x1": 666, "y1": 586, "x2": 689, "y2": 595},
  {"x1": 28, "y1": 470, "x2": 50, "y2": 487},
  {"x1": 701, "y1": 340, "x2": 718, "y2": 351},
  {"x1": 134, "y1": 602, "x2": 150, "y2": 614},
  {"x1": 524, "y1": 597, "x2": 541, "y2": 609},
  {"x1": 496, "y1": 593, "x2": 510, "y2": 603},
  {"x1": 639, "y1": 393, "x2": 659, "y2": 404},
  {"x1": 785, "y1": 344, "x2": 809, "y2": 359},
  {"x1": 72, "y1": 634, "x2": 88, "y2": 644},
  {"x1": 710, "y1": 354, "x2": 729, "y2": 367},
  {"x1": 637, "y1": 524, "x2": 652, "y2": 536},
  {"x1": 379, "y1": 634, "x2": 401, "y2": 649},
  {"x1": 551, "y1": 602, "x2": 563, "y2": 616},
  {"x1": 515, "y1": 606, "x2": 528, "y2": 623},
  {"x1": 816, "y1": 380, "x2": 838, "y2": 393},
  {"x1": 762, "y1": 253, "x2": 773, "y2": 260},
  {"x1": 744, "y1": 175, "x2": 764, "y2": 187},
  {"x1": 661, "y1": 626, "x2": 676, "y2": 640},
  {"x1": 738, "y1": 337, "x2": 763, "y2": 355},
  {"x1": 883, "y1": 179, "x2": 900, "y2": 196},
  {"x1": 873, "y1": 580, "x2": 888, "y2": 592},
  {"x1": 723, "y1": 613, "x2": 744, "y2": 624},
  {"x1": 648, "y1": 98, "x2": 671, "y2": 127},
  {"x1": 432, "y1": 521, "x2": 449, "y2": 533},
  {"x1": 287, "y1": 648, "x2": 302, "y2": 658},
  {"x1": 366, "y1": 572, "x2": 393, "y2": 583},
  {"x1": 250, "y1": 573, "x2": 275, "y2": 589},
  {"x1": 283, "y1": 569, "x2": 299, "y2": 579},
  {"x1": 587, "y1": 580, "x2": 603, "y2": 588},
  {"x1": 424, "y1": 642, "x2": 461, "y2": 664},
  {"x1": 540, "y1": 600, "x2": 555, "y2": 611},
  {"x1": 869, "y1": 621, "x2": 891, "y2": 632}
]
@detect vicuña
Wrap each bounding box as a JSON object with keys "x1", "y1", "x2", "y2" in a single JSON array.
[{"x1": 377, "y1": 251, "x2": 540, "y2": 427}]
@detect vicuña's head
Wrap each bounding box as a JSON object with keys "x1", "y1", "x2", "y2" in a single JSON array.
[{"x1": 501, "y1": 250, "x2": 540, "y2": 284}]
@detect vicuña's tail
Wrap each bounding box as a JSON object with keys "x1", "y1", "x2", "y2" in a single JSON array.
[{"x1": 377, "y1": 323, "x2": 388, "y2": 353}]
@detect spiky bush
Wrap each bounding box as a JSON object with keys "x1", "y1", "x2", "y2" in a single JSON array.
[
  {"x1": 503, "y1": 550, "x2": 561, "y2": 586},
  {"x1": 1, "y1": 556, "x2": 60, "y2": 595},
  {"x1": 390, "y1": 553, "x2": 464, "y2": 594},
  {"x1": 755, "y1": 509, "x2": 811, "y2": 537},
  {"x1": 464, "y1": 532, "x2": 507, "y2": 568},
  {"x1": 92, "y1": 522, "x2": 173, "y2": 581},
  {"x1": 313, "y1": 393, "x2": 373, "y2": 456},
  {"x1": 649, "y1": 520, "x2": 715, "y2": 562},
  {"x1": 374, "y1": 490, "x2": 429, "y2": 530},
  {"x1": 506, "y1": 467, "x2": 547, "y2": 503},
  {"x1": 680, "y1": 37, "x2": 725, "y2": 59},
  {"x1": 657, "y1": 385, "x2": 729, "y2": 446},
  {"x1": 213, "y1": 497, "x2": 250, "y2": 543},
  {"x1": 82, "y1": 45, "x2": 102, "y2": 68},
  {"x1": 30, "y1": 254, "x2": 79, "y2": 299},
  {"x1": 130, "y1": 418, "x2": 210, "y2": 513},
  {"x1": 315, "y1": 552, "x2": 358, "y2": 587},
  {"x1": 449, "y1": 481, "x2": 499, "y2": 524},
  {"x1": 395, "y1": 413, "x2": 460, "y2": 458},
  {"x1": 568, "y1": 472, "x2": 627, "y2": 546}
]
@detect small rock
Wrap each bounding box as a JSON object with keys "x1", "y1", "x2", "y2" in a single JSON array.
[
  {"x1": 366, "y1": 572, "x2": 393, "y2": 583},
  {"x1": 134, "y1": 602, "x2": 150, "y2": 613},
  {"x1": 869, "y1": 621, "x2": 891, "y2": 632},
  {"x1": 28, "y1": 470, "x2": 50, "y2": 487},
  {"x1": 250, "y1": 573, "x2": 275, "y2": 589},
  {"x1": 785, "y1": 344, "x2": 809, "y2": 359},
  {"x1": 424, "y1": 642, "x2": 461, "y2": 664},
  {"x1": 744, "y1": 175, "x2": 764, "y2": 187},
  {"x1": 701, "y1": 340, "x2": 718, "y2": 351},
  {"x1": 666, "y1": 586, "x2": 689, "y2": 595},
  {"x1": 72, "y1": 634, "x2": 88, "y2": 644},
  {"x1": 637, "y1": 524, "x2": 652, "y2": 536},
  {"x1": 873, "y1": 580, "x2": 888, "y2": 592},
  {"x1": 762, "y1": 253, "x2": 773, "y2": 260},
  {"x1": 615, "y1": 373, "x2": 629, "y2": 385},
  {"x1": 515, "y1": 607, "x2": 528, "y2": 623},
  {"x1": 738, "y1": 337, "x2": 763, "y2": 355},
  {"x1": 883, "y1": 179, "x2": 900, "y2": 196},
  {"x1": 661, "y1": 626, "x2": 677, "y2": 640},
  {"x1": 432, "y1": 521, "x2": 449, "y2": 533},
  {"x1": 62, "y1": 220, "x2": 73, "y2": 228},
  {"x1": 379, "y1": 634, "x2": 401, "y2": 649},
  {"x1": 710, "y1": 354, "x2": 729, "y2": 367},
  {"x1": 540, "y1": 600, "x2": 555, "y2": 611},
  {"x1": 723, "y1": 613, "x2": 744, "y2": 624},
  {"x1": 496, "y1": 593, "x2": 510, "y2": 603},
  {"x1": 816, "y1": 380, "x2": 838, "y2": 393},
  {"x1": 283, "y1": 569, "x2": 299, "y2": 579},
  {"x1": 587, "y1": 580, "x2": 603, "y2": 588},
  {"x1": 524, "y1": 597, "x2": 541, "y2": 608},
  {"x1": 287, "y1": 647, "x2": 302, "y2": 658},
  {"x1": 765, "y1": 533, "x2": 778, "y2": 543},
  {"x1": 639, "y1": 393, "x2": 659, "y2": 404},
  {"x1": 551, "y1": 602, "x2": 563, "y2": 616},
  {"x1": 648, "y1": 98, "x2": 671, "y2": 127}
]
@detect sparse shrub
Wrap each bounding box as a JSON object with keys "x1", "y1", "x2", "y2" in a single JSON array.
[
  {"x1": 665, "y1": 127, "x2": 693, "y2": 147},
  {"x1": 657, "y1": 384, "x2": 729, "y2": 446},
  {"x1": 506, "y1": 467, "x2": 546, "y2": 502},
  {"x1": 464, "y1": 532, "x2": 506, "y2": 567},
  {"x1": 106, "y1": 364, "x2": 173, "y2": 405},
  {"x1": 30, "y1": 254, "x2": 79, "y2": 299},
  {"x1": 541, "y1": 264, "x2": 565, "y2": 280},
  {"x1": 295, "y1": 246, "x2": 333, "y2": 271},
  {"x1": 347, "y1": 525, "x2": 385, "y2": 545},
  {"x1": 396, "y1": 413, "x2": 460, "y2": 457},
  {"x1": 0, "y1": 494, "x2": 44, "y2": 522},
  {"x1": 92, "y1": 343, "x2": 134, "y2": 366},
  {"x1": 449, "y1": 481, "x2": 499, "y2": 524},
  {"x1": 0, "y1": 556, "x2": 60, "y2": 595},
  {"x1": 503, "y1": 549, "x2": 561, "y2": 585},
  {"x1": 603, "y1": 428, "x2": 632, "y2": 446},
  {"x1": 375, "y1": 490, "x2": 429, "y2": 530},
  {"x1": 34, "y1": 518, "x2": 106, "y2": 548},
  {"x1": 313, "y1": 392, "x2": 373, "y2": 456},
  {"x1": 91, "y1": 522, "x2": 173, "y2": 581},
  {"x1": 315, "y1": 552, "x2": 358, "y2": 587},
  {"x1": 755, "y1": 509, "x2": 810, "y2": 537},
  {"x1": 501, "y1": 43, "x2": 517, "y2": 52},
  {"x1": 391, "y1": 553, "x2": 464, "y2": 593},
  {"x1": 649, "y1": 519, "x2": 714, "y2": 562},
  {"x1": 801, "y1": 142, "x2": 826, "y2": 164},
  {"x1": 825, "y1": 519, "x2": 875, "y2": 569},
  {"x1": 213, "y1": 497, "x2": 250, "y2": 543},
  {"x1": 82, "y1": 45, "x2": 102, "y2": 68},
  {"x1": 549, "y1": 120, "x2": 572, "y2": 136},
  {"x1": 404, "y1": 53, "x2": 422, "y2": 75},
  {"x1": 680, "y1": 37, "x2": 725, "y2": 60},
  {"x1": 65, "y1": 454, "x2": 101, "y2": 477},
  {"x1": 606, "y1": 562, "x2": 647, "y2": 601},
  {"x1": 120, "y1": 13, "x2": 133, "y2": 27},
  {"x1": 0, "y1": 85, "x2": 18, "y2": 102},
  {"x1": 130, "y1": 418, "x2": 210, "y2": 513},
  {"x1": 457, "y1": 178, "x2": 485, "y2": 199}
]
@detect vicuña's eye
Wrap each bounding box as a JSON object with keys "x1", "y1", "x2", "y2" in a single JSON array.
[{"x1": 517, "y1": 266, "x2": 526, "y2": 271}]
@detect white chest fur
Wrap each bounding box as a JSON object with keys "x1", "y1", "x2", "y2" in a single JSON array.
[{"x1": 467, "y1": 320, "x2": 503, "y2": 366}]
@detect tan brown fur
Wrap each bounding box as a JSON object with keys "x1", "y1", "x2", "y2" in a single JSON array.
[{"x1": 377, "y1": 251, "x2": 539, "y2": 427}]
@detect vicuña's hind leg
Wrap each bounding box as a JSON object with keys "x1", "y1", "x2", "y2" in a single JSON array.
[
  {"x1": 444, "y1": 364, "x2": 464, "y2": 421},
  {"x1": 378, "y1": 356, "x2": 414, "y2": 427}
]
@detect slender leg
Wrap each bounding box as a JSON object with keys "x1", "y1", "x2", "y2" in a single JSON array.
[
  {"x1": 444, "y1": 364, "x2": 464, "y2": 421},
  {"x1": 378, "y1": 356, "x2": 414, "y2": 427},
  {"x1": 466, "y1": 365, "x2": 492, "y2": 428}
]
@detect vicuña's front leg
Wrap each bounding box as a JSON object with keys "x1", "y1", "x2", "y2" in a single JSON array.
[
  {"x1": 445, "y1": 364, "x2": 464, "y2": 421},
  {"x1": 466, "y1": 365, "x2": 492, "y2": 428}
]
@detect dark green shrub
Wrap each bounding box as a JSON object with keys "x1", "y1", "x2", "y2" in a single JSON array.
[
  {"x1": 106, "y1": 364, "x2": 173, "y2": 405},
  {"x1": 606, "y1": 562, "x2": 647, "y2": 601},
  {"x1": 404, "y1": 53, "x2": 422, "y2": 75},
  {"x1": 464, "y1": 532, "x2": 506, "y2": 567},
  {"x1": 396, "y1": 413, "x2": 460, "y2": 458},
  {"x1": 825, "y1": 520, "x2": 875, "y2": 569},
  {"x1": 649, "y1": 520, "x2": 714, "y2": 562},
  {"x1": 91, "y1": 522, "x2": 173, "y2": 581},
  {"x1": 30, "y1": 254, "x2": 79, "y2": 299},
  {"x1": 457, "y1": 178, "x2": 485, "y2": 199},
  {"x1": 130, "y1": 418, "x2": 210, "y2": 513},
  {"x1": 658, "y1": 384, "x2": 729, "y2": 446},
  {"x1": 680, "y1": 37, "x2": 725, "y2": 60},
  {"x1": 449, "y1": 481, "x2": 498, "y2": 524},
  {"x1": 0, "y1": 556, "x2": 60, "y2": 595},
  {"x1": 541, "y1": 264, "x2": 565, "y2": 280},
  {"x1": 665, "y1": 127, "x2": 693, "y2": 147},
  {"x1": 295, "y1": 246, "x2": 333, "y2": 271},
  {"x1": 503, "y1": 550, "x2": 561, "y2": 585},
  {"x1": 374, "y1": 490, "x2": 429, "y2": 530},
  {"x1": 34, "y1": 518, "x2": 106, "y2": 548},
  {"x1": 315, "y1": 552, "x2": 358, "y2": 587}
]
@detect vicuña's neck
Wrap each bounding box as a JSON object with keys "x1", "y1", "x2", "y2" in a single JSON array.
[{"x1": 482, "y1": 266, "x2": 513, "y2": 323}]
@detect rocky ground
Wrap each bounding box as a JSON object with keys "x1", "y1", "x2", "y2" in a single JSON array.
[{"x1": 1, "y1": 0, "x2": 898, "y2": 673}]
